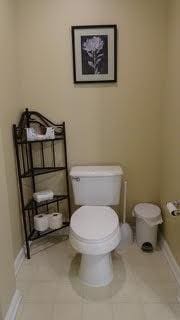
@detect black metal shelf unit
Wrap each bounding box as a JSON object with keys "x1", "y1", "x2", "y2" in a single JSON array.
[{"x1": 13, "y1": 108, "x2": 71, "y2": 258}]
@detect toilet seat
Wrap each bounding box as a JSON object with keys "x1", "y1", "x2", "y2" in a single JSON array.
[{"x1": 70, "y1": 206, "x2": 119, "y2": 243}]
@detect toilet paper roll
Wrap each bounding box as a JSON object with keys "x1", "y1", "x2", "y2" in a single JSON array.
[
  {"x1": 49, "y1": 212, "x2": 63, "y2": 230},
  {"x1": 166, "y1": 202, "x2": 177, "y2": 216},
  {"x1": 34, "y1": 214, "x2": 49, "y2": 232}
]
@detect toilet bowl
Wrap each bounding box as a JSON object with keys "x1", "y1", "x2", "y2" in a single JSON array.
[{"x1": 70, "y1": 206, "x2": 121, "y2": 287}]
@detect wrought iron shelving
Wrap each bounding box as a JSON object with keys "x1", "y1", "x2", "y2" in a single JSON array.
[
  {"x1": 24, "y1": 195, "x2": 68, "y2": 211},
  {"x1": 28, "y1": 222, "x2": 69, "y2": 241},
  {"x1": 17, "y1": 136, "x2": 64, "y2": 144},
  {"x1": 13, "y1": 108, "x2": 71, "y2": 259},
  {"x1": 21, "y1": 166, "x2": 66, "y2": 178}
]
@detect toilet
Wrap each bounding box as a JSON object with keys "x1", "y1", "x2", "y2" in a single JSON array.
[{"x1": 69, "y1": 166, "x2": 123, "y2": 287}]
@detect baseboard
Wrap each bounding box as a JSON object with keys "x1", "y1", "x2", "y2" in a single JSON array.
[
  {"x1": 160, "y1": 235, "x2": 180, "y2": 288},
  {"x1": 14, "y1": 247, "x2": 25, "y2": 276},
  {"x1": 4, "y1": 289, "x2": 22, "y2": 320}
]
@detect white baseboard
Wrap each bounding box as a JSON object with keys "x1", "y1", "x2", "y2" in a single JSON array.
[
  {"x1": 14, "y1": 247, "x2": 25, "y2": 277},
  {"x1": 4, "y1": 289, "x2": 22, "y2": 320},
  {"x1": 160, "y1": 235, "x2": 180, "y2": 301}
]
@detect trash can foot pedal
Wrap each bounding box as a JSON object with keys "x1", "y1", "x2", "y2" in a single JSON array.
[{"x1": 141, "y1": 242, "x2": 153, "y2": 253}]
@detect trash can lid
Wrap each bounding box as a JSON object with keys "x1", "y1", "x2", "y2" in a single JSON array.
[{"x1": 133, "y1": 203, "x2": 162, "y2": 226}]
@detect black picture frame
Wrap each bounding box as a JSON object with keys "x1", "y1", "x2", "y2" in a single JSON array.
[{"x1": 71, "y1": 25, "x2": 117, "y2": 83}]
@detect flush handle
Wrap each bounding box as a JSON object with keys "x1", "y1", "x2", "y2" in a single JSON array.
[{"x1": 72, "y1": 176, "x2": 80, "y2": 182}]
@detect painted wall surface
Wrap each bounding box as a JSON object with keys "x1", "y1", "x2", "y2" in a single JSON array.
[
  {"x1": 0, "y1": 131, "x2": 16, "y2": 318},
  {"x1": 0, "y1": 0, "x2": 23, "y2": 259},
  {"x1": 17, "y1": 0, "x2": 167, "y2": 219},
  {"x1": 2, "y1": 0, "x2": 180, "y2": 316},
  {"x1": 0, "y1": 0, "x2": 20, "y2": 317},
  {"x1": 161, "y1": 0, "x2": 180, "y2": 265}
]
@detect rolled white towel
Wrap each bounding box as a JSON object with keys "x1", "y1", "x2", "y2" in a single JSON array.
[{"x1": 33, "y1": 190, "x2": 54, "y2": 203}]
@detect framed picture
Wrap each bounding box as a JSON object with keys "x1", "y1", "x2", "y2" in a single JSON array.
[{"x1": 71, "y1": 25, "x2": 117, "y2": 83}]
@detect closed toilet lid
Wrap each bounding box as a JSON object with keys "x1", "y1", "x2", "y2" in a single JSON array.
[{"x1": 70, "y1": 206, "x2": 119, "y2": 242}]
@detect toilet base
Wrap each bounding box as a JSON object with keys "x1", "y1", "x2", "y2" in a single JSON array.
[{"x1": 79, "y1": 253, "x2": 113, "y2": 287}]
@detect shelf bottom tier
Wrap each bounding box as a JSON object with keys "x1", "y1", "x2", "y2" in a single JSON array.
[{"x1": 28, "y1": 222, "x2": 69, "y2": 241}]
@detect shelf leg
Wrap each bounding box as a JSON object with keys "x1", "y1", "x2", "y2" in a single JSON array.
[
  {"x1": 63, "y1": 122, "x2": 71, "y2": 221},
  {"x1": 22, "y1": 210, "x2": 31, "y2": 259},
  {"x1": 26, "y1": 240, "x2": 31, "y2": 259},
  {"x1": 13, "y1": 124, "x2": 31, "y2": 259}
]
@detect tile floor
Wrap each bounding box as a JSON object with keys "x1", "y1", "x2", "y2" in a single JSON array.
[{"x1": 16, "y1": 236, "x2": 180, "y2": 320}]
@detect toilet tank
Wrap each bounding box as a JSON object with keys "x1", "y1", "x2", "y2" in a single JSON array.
[{"x1": 70, "y1": 166, "x2": 123, "y2": 206}]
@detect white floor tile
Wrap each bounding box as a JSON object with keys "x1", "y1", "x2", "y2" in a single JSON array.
[
  {"x1": 143, "y1": 303, "x2": 178, "y2": 320},
  {"x1": 112, "y1": 303, "x2": 145, "y2": 320},
  {"x1": 55, "y1": 282, "x2": 83, "y2": 303},
  {"x1": 138, "y1": 282, "x2": 179, "y2": 303},
  {"x1": 16, "y1": 263, "x2": 36, "y2": 282},
  {"x1": 133, "y1": 264, "x2": 175, "y2": 283},
  {"x1": 15, "y1": 239, "x2": 180, "y2": 320},
  {"x1": 82, "y1": 284, "x2": 112, "y2": 304},
  {"x1": 25, "y1": 281, "x2": 57, "y2": 303},
  {"x1": 54, "y1": 303, "x2": 82, "y2": 320},
  {"x1": 16, "y1": 302, "x2": 54, "y2": 320},
  {"x1": 111, "y1": 280, "x2": 140, "y2": 302},
  {"x1": 82, "y1": 303, "x2": 113, "y2": 320},
  {"x1": 169, "y1": 304, "x2": 180, "y2": 319},
  {"x1": 16, "y1": 280, "x2": 31, "y2": 298}
]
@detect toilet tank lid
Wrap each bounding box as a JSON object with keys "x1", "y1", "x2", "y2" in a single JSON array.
[{"x1": 70, "y1": 166, "x2": 123, "y2": 177}]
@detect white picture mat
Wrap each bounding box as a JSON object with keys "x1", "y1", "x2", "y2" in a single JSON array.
[{"x1": 74, "y1": 28, "x2": 115, "y2": 81}]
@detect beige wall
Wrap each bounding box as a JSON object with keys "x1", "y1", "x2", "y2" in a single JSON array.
[
  {"x1": 17, "y1": 0, "x2": 167, "y2": 218},
  {"x1": 0, "y1": 0, "x2": 21, "y2": 317},
  {"x1": 0, "y1": 0, "x2": 23, "y2": 259},
  {"x1": 161, "y1": 0, "x2": 180, "y2": 265},
  {"x1": 2, "y1": 0, "x2": 180, "y2": 316},
  {"x1": 0, "y1": 131, "x2": 16, "y2": 318}
]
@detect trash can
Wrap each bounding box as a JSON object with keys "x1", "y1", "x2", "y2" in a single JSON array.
[{"x1": 132, "y1": 203, "x2": 163, "y2": 250}]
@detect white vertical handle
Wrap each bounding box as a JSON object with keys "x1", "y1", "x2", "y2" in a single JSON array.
[{"x1": 123, "y1": 181, "x2": 127, "y2": 224}]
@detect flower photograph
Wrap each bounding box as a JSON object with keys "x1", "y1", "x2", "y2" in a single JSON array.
[
  {"x1": 81, "y1": 35, "x2": 108, "y2": 75},
  {"x1": 72, "y1": 25, "x2": 117, "y2": 83}
]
